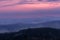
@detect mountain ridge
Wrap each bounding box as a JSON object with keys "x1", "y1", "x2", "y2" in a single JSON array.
[
  {"x1": 0, "y1": 20, "x2": 60, "y2": 33},
  {"x1": 0, "y1": 27, "x2": 60, "y2": 40}
]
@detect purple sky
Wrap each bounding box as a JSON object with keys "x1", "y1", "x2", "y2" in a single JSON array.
[{"x1": 0, "y1": 0, "x2": 60, "y2": 19}]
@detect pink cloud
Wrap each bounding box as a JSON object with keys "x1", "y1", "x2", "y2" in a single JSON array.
[
  {"x1": 0, "y1": 2, "x2": 60, "y2": 18},
  {"x1": 0, "y1": 2, "x2": 60, "y2": 12}
]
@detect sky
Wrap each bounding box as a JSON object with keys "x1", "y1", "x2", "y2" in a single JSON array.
[
  {"x1": 0, "y1": 0, "x2": 60, "y2": 32},
  {"x1": 0, "y1": 0, "x2": 60, "y2": 33},
  {"x1": 0, "y1": 0, "x2": 60, "y2": 19}
]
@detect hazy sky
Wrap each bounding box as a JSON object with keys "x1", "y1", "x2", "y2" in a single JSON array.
[{"x1": 0, "y1": 0, "x2": 60, "y2": 19}]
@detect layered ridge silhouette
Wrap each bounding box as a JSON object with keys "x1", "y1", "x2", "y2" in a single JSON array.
[
  {"x1": 0, "y1": 20, "x2": 60, "y2": 33},
  {"x1": 0, "y1": 27, "x2": 60, "y2": 40}
]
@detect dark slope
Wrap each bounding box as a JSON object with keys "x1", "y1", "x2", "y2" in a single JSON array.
[{"x1": 0, "y1": 28, "x2": 60, "y2": 40}]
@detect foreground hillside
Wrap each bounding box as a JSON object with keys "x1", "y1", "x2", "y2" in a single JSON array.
[{"x1": 0, "y1": 27, "x2": 60, "y2": 40}]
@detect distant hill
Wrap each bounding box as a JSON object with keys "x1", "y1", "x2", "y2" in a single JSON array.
[
  {"x1": 0, "y1": 20, "x2": 60, "y2": 33},
  {"x1": 0, "y1": 28, "x2": 60, "y2": 40}
]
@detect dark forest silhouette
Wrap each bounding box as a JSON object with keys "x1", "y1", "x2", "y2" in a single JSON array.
[{"x1": 0, "y1": 27, "x2": 60, "y2": 40}]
